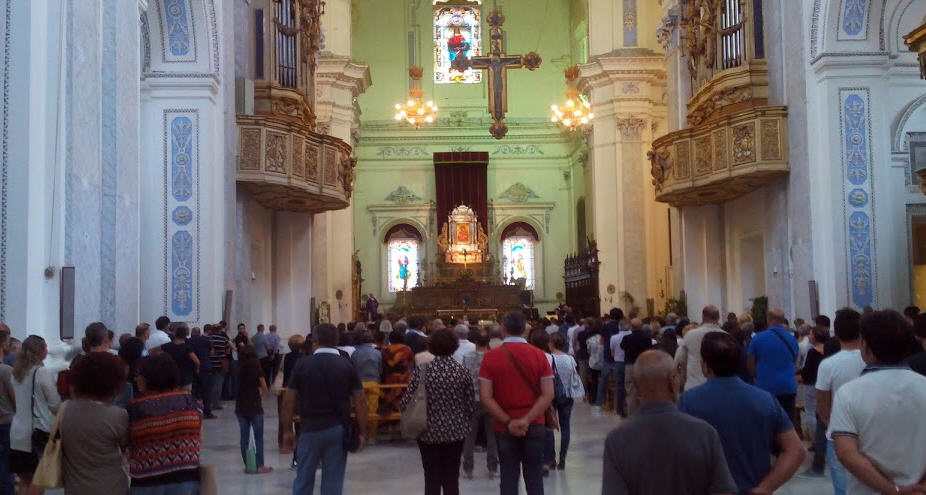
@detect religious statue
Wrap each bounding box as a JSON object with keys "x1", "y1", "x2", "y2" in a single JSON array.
[
  {"x1": 437, "y1": 223, "x2": 450, "y2": 254},
  {"x1": 365, "y1": 293, "x2": 379, "y2": 321},
  {"x1": 447, "y1": 26, "x2": 471, "y2": 65},
  {"x1": 397, "y1": 256, "x2": 411, "y2": 284},
  {"x1": 442, "y1": 205, "x2": 487, "y2": 264}
]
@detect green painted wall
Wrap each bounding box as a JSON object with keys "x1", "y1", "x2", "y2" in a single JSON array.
[{"x1": 351, "y1": 0, "x2": 589, "y2": 314}]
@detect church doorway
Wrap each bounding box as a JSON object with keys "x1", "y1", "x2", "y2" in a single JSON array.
[{"x1": 737, "y1": 234, "x2": 766, "y2": 315}]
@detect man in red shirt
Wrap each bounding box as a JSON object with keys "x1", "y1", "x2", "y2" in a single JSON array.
[{"x1": 479, "y1": 312, "x2": 554, "y2": 495}]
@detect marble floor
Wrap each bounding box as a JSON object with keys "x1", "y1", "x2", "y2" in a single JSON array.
[{"x1": 188, "y1": 395, "x2": 835, "y2": 494}]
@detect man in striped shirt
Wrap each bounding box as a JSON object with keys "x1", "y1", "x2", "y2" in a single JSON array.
[{"x1": 208, "y1": 324, "x2": 231, "y2": 413}]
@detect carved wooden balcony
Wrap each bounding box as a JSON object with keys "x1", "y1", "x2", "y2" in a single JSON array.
[
  {"x1": 237, "y1": 114, "x2": 354, "y2": 212},
  {"x1": 649, "y1": 105, "x2": 788, "y2": 207}
]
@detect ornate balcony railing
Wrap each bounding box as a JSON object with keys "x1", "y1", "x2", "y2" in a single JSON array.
[
  {"x1": 649, "y1": 105, "x2": 788, "y2": 207},
  {"x1": 237, "y1": 114, "x2": 354, "y2": 212}
]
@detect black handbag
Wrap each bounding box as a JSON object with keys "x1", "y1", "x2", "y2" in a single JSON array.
[
  {"x1": 30, "y1": 368, "x2": 51, "y2": 455},
  {"x1": 319, "y1": 360, "x2": 361, "y2": 453}
]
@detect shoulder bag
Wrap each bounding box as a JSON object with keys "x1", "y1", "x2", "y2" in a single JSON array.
[
  {"x1": 30, "y1": 368, "x2": 51, "y2": 455},
  {"x1": 319, "y1": 359, "x2": 361, "y2": 453},
  {"x1": 549, "y1": 354, "x2": 569, "y2": 407},
  {"x1": 399, "y1": 363, "x2": 429, "y2": 440},
  {"x1": 32, "y1": 400, "x2": 67, "y2": 488},
  {"x1": 770, "y1": 327, "x2": 798, "y2": 364},
  {"x1": 502, "y1": 345, "x2": 559, "y2": 430}
]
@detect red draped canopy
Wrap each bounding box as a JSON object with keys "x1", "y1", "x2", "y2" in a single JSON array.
[{"x1": 433, "y1": 151, "x2": 489, "y2": 229}]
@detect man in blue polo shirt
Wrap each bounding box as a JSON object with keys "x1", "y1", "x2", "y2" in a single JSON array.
[
  {"x1": 680, "y1": 332, "x2": 805, "y2": 494},
  {"x1": 747, "y1": 307, "x2": 799, "y2": 420}
]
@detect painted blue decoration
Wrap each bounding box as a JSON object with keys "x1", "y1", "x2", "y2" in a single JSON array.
[
  {"x1": 848, "y1": 211, "x2": 872, "y2": 307},
  {"x1": 171, "y1": 116, "x2": 193, "y2": 201},
  {"x1": 841, "y1": 0, "x2": 866, "y2": 36},
  {"x1": 847, "y1": 188, "x2": 868, "y2": 208},
  {"x1": 163, "y1": 0, "x2": 191, "y2": 56},
  {"x1": 0, "y1": 0, "x2": 11, "y2": 321},
  {"x1": 165, "y1": 111, "x2": 198, "y2": 321},
  {"x1": 172, "y1": 206, "x2": 193, "y2": 225},
  {"x1": 622, "y1": 0, "x2": 637, "y2": 47},
  {"x1": 841, "y1": 90, "x2": 874, "y2": 309},
  {"x1": 171, "y1": 230, "x2": 194, "y2": 316}
]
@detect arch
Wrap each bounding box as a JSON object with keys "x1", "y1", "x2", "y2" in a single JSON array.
[
  {"x1": 882, "y1": 0, "x2": 925, "y2": 55},
  {"x1": 892, "y1": 93, "x2": 926, "y2": 151},
  {"x1": 142, "y1": 0, "x2": 220, "y2": 77},
  {"x1": 500, "y1": 221, "x2": 539, "y2": 242},
  {"x1": 494, "y1": 216, "x2": 544, "y2": 242},
  {"x1": 382, "y1": 223, "x2": 423, "y2": 243}
]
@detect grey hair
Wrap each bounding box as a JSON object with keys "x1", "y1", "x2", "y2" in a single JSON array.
[{"x1": 454, "y1": 324, "x2": 469, "y2": 339}]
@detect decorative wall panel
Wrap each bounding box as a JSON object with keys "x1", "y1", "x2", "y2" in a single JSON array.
[
  {"x1": 164, "y1": 110, "x2": 199, "y2": 320},
  {"x1": 622, "y1": 0, "x2": 637, "y2": 47},
  {"x1": 0, "y1": 0, "x2": 11, "y2": 322},
  {"x1": 157, "y1": 0, "x2": 197, "y2": 62},
  {"x1": 838, "y1": 0, "x2": 869, "y2": 40},
  {"x1": 839, "y1": 89, "x2": 875, "y2": 308}
]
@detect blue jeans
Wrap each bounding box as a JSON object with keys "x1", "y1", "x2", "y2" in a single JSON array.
[
  {"x1": 130, "y1": 481, "x2": 199, "y2": 495},
  {"x1": 595, "y1": 360, "x2": 617, "y2": 406},
  {"x1": 208, "y1": 369, "x2": 225, "y2": 410},
  {"x1": 237, "y1": 413, "x2": 265, "y2": 467},
  {"x1": 543, "y1": 400, "x2": 574, "y2": 465},
  {"x1": 293, "y1": 425, "x2": 346, "y2": 495},
  {"x1": 827, "y1": 439, "x2": 847, "y2": 495},
  {"x1": 613, "y1": 362, "x2": 626, "y2": 414},
  {"x1": 0, "y1": 424, "x2": 12, "y2": 495},
  {"x1": 497, "y1": 424, "x2": 545, "y2": 495}
]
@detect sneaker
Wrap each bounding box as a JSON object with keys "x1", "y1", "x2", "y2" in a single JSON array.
[{"x1": 797, "y1": 468, "x2": 825, "y2": 479}]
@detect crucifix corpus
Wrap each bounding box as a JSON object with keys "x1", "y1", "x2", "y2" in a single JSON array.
[{"x1": 452, "y1": 9, "x2": 542, "y2": 139}]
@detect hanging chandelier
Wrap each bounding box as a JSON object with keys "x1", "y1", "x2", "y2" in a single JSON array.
[
  {"x1": 551, "y1": 66, "x2": 593, "y2": 131},
  {"x1": 394, "y1": 66, "x2": 438, "y2": 129}
]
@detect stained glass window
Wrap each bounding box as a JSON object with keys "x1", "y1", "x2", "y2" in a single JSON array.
[
  {"x1": 503, "y1": 237, "x2": 535, "y2": 289},
  {"x1": 434, "y1": 6, "x2": 481, "y2": 84},
  {"x1": 388, "y1": 239, "x2": 420, "y2": 292}
]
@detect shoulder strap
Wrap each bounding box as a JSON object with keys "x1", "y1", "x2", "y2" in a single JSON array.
[
  {"x1": 502, "y1": 345, "x2": 540, "y2": 396},
  {"x1": 770, "y1": 328, "x2": 798, "y2": 360},
  {"x1": 30, "y1": 368, "x2": 38, "y2": 428}
]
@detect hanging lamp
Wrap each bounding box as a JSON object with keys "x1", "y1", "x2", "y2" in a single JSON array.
[
  {"x1": 551, "y1": 66, "x2": 593, "y2": 132},
  {"x1": 394, "y1": 66, "x2": 438, "y2": 129}
]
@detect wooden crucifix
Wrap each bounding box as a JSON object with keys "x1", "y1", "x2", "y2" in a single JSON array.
[{"x1": 451, "y1": 9, "x2": 542, "y2": 139}]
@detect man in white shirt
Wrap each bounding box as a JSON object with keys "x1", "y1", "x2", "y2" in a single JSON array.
[
  {"x1": 608, "y1": 323, "x2": 631, "y2": 416},
  {"x1": 815, "y1": 308, "x2": 866, "y2": 492},
  {"x1": 830, "y1": 309, "x2": 926, "y2": 495},
  {"x1": 567, "y1": 318, "x2": 585, "y2": 356},
  {"x1": 675, "y1": 305, "x2": 726, "y2": 390},
  {"x1": 146, "y1": 316, "x2": 173, "y2": 352},
  {"x1": 452, "y1": 324, "x2": 476, "y2": 364}
]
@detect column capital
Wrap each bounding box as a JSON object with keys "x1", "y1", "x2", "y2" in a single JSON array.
[{"x1": 614, "y1": 115, "x2": 648, "y2": 140}]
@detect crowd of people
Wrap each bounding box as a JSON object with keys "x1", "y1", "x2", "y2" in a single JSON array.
[{"x1": 0, "y1": 299, "x2": 923, "y2": 494}]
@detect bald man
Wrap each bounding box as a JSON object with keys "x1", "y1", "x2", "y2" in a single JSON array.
[
  {"x1": 602, "y1": 351, "x2": 736, "y2": 495},
  {"x1": 676, "y1": 305, "x2": 727, "y2": 390},
  {"x1": 747, "y1": 307, "x2": 800, "y2": 421}
]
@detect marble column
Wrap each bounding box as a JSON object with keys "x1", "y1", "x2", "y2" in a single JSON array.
[
  {"x1": 312, "y1": 52, "x2": 370, "y2": 322},
  {"x1": 578, "y1": 55, "x2": 668, "y2": 313}
]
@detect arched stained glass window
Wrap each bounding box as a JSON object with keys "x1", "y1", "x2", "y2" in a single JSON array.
[
  {"x1": 501, "y1": 222, "x2": 539, "y2": 289},
  {"x1": 433, "y1": 5, "x2": 481, "y2": 84},
  {"x1": 385, "y1": 225, "x2": 422, "y2": 292}
]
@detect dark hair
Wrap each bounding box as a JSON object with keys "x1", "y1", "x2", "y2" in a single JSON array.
[
  {"x1": 237, "y1": 323, "x2": 246, "y2": 331},
  {"x1": 503, "y1": 312, "x2": 526, "y2": 336},
  {"x1": 904, "y1": 306, "x2": 921, "y2": 320},
  {"x1": 814, "y1": 315, "x2": 831, "y2": 328},
  {"x1": 353, "y1": 329, "x2": 373, "y2": 345},
  {"x1": 339, "y1": 332, "x2": 354, "y2": 347},
  {"x1": 428, "y1": 329, "x2": 459, "y2": 357},
  {"x1": 313, "y1": 323, "x2": 339, "y2": 347},
  {"x1": 700, "y1": 331, "x2": 741, "y2": 377},
  {"x1": 529, "y1": 329, "x2": 550, "y2": 353},
  {"x1": 549, "y1": 332, "x2": 567, "y2": 351},
  {"x1": 155, "y1": 316, "x2": 171, "y2": 331},
  {"x1": 811, "y1": 325, "x2": 829, "y2": 344},
  {"x1": 834, "y1": 308, "x2": 861, "y2": 342},
  {"x1": 237, "y1": 346, "x2": 262, "y2": 380},
  {"x1": 257, "y1": 324, "x2": 265, "y2": 333},
  {"x1": 658, "y1": 328, "x2": 679, "y2": 357},
  {"x1": 82, "y1": 322, "x2": 108, "y2": 352},
  {"x1": 203, "y1": 323, "x2": 213, "y2": 335},
  {"x1": 137, "y1": 353, "x2": 180, "y2": 393},
  {"x1": 135, "y1": 323, "x2": 150, "y2": 338},
  {"x1": 388, "y1": 329, "x2": 406, "y2": 345},
  {"x1": 71, "y1": 351, "x2": 127, "y2": 401},
  {"x1": 609, "y1": 308, "x2": 624, "y2": 321},
  {"x1": 471, "y1": 329, "x2": 490, "y2": 348},
  {"x1": 860, "y1": 310, "x2": 915, "y2": 364},
  {"x1": 564, "y1": 315, "x2": 575, "y2": 325},
  {"x1": 407, "y1": 316, "x2": 425, "y2": 331},
  {"x1": 169, "y1": 321, "x2": 189, "y2": 339},
  {"x1": 914, "y1": 313, "x2": 926, "y2": 339}
]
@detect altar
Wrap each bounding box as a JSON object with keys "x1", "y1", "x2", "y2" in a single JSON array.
[{"x1": 396, "y1": 203, "x2": 526, "y2": 320}]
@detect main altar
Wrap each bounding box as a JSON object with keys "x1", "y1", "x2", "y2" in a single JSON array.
[{"x1": 399, "y1": 204, "x2": 524, "y2": 320}]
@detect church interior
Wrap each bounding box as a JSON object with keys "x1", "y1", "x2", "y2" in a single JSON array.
[{"x1": 2, "y1": 0, "x2": 926, "y2": 492}]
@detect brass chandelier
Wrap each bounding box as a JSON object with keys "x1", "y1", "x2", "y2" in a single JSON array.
[
  {"x1": 394, "y1": 66, "x2": 438, "y2": 129},
  {"x1": 551, "y1": 66, "x2": 593, "y2": 131}
]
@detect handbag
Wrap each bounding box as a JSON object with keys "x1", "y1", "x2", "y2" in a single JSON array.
[
  {"x1": 319, "y1": 360, "x2": 361, "y2": 453},
  {"x1": 549, "y1": 355, "x2": 569, "y2": 407},
  {"x1": 502, "y1": 345, "x2": 559, "y2": 431},
  {"x1": 32, "y1": 400, "x2": 67, "y2": 489},
  {"x1": 399, "y1": 364, "x2": 429, "y2": 439}
]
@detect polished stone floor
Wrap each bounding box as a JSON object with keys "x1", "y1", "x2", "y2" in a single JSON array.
[{"x1": 188, "y1": 395, "x2": 835, "y2": 494}]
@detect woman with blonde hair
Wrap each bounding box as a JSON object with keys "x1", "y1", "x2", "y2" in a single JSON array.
[{"x1": 10, "y1": 335, "x2": 61, "y2": 495}]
